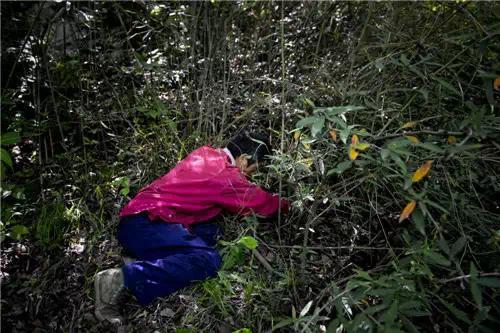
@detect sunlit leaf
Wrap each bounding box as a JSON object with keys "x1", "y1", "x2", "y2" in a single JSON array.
[
  {"x1": 238, "y1": 236, "x2": 258, "y2": 249},
  {"x1": 405, "y1": 135, "x2": 419, "y2": 144},
  {"x1": 402, "y1": 121, "x2": 416, "y2": 129},
  {"x1": 300, "y1": 300, "x2": 313, "y2": 317},
  {"x1": 412, "y1": 160, "x2": 433, "y2": 183},
  {"x1": 293, "y1": 131, "x2": 301, "y2": 141},
  {"x1": 447, "y1": 136, "x2": 457, "y2": 144},
  {"x1": 348, "y1": 146, "x2": 359, "y2": 160},
  {"x1": 329, "y1": 129, "x2": 337, "y2": 142},
  {"x1": 348, "y1": 134, "x2": 360, "y2": 160},
  {"x1": 399, "y1": 200, "x2": 416, "y2": 222}
]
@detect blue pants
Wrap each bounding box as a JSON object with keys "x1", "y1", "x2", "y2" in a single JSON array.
[{"x1": 117, "y1": 214, "x2": 222, "y2": 305}]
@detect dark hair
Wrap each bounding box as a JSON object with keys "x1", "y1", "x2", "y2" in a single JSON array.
[{"x1": 226, "y1": 131, "x2": 271, "y2": 164}]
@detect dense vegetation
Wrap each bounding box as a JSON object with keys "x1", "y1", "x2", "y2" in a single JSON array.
[{"x1": 1, "y1": 1, "x2": 499, "y2": 332}]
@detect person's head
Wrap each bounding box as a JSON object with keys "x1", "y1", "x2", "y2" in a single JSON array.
[{"x1": 226, "y1": 131, "x2": 271, "y2": 176}]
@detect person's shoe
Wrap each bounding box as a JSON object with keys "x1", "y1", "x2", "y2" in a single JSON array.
[{"x1": 94, "y1": 268, "x2": 126, "y2": 325}]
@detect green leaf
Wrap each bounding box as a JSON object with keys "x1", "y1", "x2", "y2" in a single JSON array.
[
  {"x1": 470, "y1": 263, "x2": 482, "y2": 307},
  {"x1": 222, "y1": 246, "x2": 244, "y2": 270},
  {"x1": 238, "y1": 236, "x2": 258, "y2": 250},
  {"x1": 382, "y1": 301, "x2": 399, "y2": 325},
  {"x1": 10, "y1": 225, "x2": 29, "y2": 240},
  {"x1": 339, "y1": 128, "x2": 350, "y2": 144},
  {"x1": 311, "y1": 117, "x2": 325, "y2": 137},
  {"x1": 433, "y1": 76, "x2": 461, "y2": 96},
  {"x1": 296, "y1": 116, "x2": 318, "y2": 129},
  {"x1": 439, "y1": 297, "x2": 471, "y2": 324},
  {"x1": 380, "y1": 149, "x2": 390, "y2": 161},
  {"x1": 327, "y1": 161, "x2": 352, "y2": 176},
  {"x1": 273, "y1": 317, "x2": 296, "y2": 330},
  {"x1": 412, "y1": 207, "x2": 425, "y2": 236},
  {"x1": 0, "y1": 148, "x2": 13, "y2": 168},
  {"x1": 323, "y1": 105, "x2": 365, "y2": 117},
  {"x1": 416, "y1": 142, "x2": 445, "y2": 153},
  {"x1": 426, "y1": 251, "x2": 451, "y2": 266},
  {"x1": 390, "y1": 153, "x2": 407, "y2": 174},
  {"x1": 233, "y1": 329, "x2": 252, "y2": 333},
  {"x1": 1, "y1": 132, "x2": 21, "y2": 145},
  {"x1": 450, "y1": 236, "x2": 467, "y2": 258},
  {"x1": 478, "y1": 277, "x2": 500, "y2": 288}
]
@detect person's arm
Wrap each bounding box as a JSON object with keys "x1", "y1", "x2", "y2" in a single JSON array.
[{"x1": 213, "y1": 168, "x2": 289, "y2": 217}]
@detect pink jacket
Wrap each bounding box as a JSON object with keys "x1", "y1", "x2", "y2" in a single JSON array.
[{"x1": 120, "y1": 146, "x2": 288, "y2": 225}]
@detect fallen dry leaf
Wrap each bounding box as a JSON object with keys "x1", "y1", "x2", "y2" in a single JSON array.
[
  {"x1": 399, "y1": 200, "x2": 417, "y2": 222},
  {"x1": 329, "y1": 129, "x2": 338, "y2": 142},
  {"x1": 412, "y1": 160, "x2": 433, "y2": 183},
  {"x1": 494, "y1": 77, "x2": 500, "y2": 91}
]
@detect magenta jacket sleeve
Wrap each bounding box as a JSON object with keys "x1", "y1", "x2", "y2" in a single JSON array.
[{"x1": 214, "y1": 168, "x2": 289, "y2": 217}]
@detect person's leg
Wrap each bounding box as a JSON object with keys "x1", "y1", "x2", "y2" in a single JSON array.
[
  {"x1": 122, "y1": 248, "x2": 221, "y2": 305},
  {"x1": 116, "y1": 215, "x2": 222, "y2": 305}
]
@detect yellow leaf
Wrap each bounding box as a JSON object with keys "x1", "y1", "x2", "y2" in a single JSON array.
[
  {"x1": 402, "y1": 121, "x2": 416, "y2": 129},
  {"x1": 405, "y1": 135, "x2": 419, "y2": 144},
  {"x1": 399, "y1": 200, "x2": 416, "y2": 222},
  {"x1": 412, "y1": 160, "x2": 433, "y2": 183},
  {"x1": 303, "y1": 143, "x2": 311, "y2": 150},
  {"x1": 352, "y1": 143, "x2": 371, "y2": 151},
  {"x1": 447, "y1": 135, "x2": 457, "y2": 144},
  {"x1": 329, "y1": 129, "x2": 338, "y2": 142},
  {"x1": 294, "y1": 131, "x2": 301, "y2": 141},
  {"x1": 299, "y1": 158, "x2": 313, "y2": 168},
  {"x1": 349, "y1": 146, "x2": 359, "y2": 160},
  {"x1": 494, "y1": 77, "x2": 500, "y2": 91},
  {"x1": 351, "y1": 134, "x2": 359, "y2": 145}
]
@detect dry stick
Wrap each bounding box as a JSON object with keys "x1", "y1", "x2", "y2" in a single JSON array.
[
  {"x1": 441, "y1": 272, "x2": 500, "y2": 284},
  {"x1": 251, "y1": 249, "x2": 282, "y2": 277},
  {"x1": 270, "y1": 244, "x2": 405, "y2": 251}
]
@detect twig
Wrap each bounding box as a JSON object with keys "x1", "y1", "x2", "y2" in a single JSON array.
[
  {"x1": 441, "y1": 272, "x2": 500, "y2": 284},
  {"x1": 271, "y1": 244, "x2": 405, "y2": 251},
  {"x1": 252, "y1": 249, "x2": 283, "y2": 277},
  {"x1": 373, "y1": 129, "x2": 465, "y2": 141}
]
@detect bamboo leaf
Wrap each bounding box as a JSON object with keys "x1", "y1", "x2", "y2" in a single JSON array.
[
  {"x1": 399, "y1": 200, "x2": 416, "y2": 222},
  {"x1": 0, "y1": 148, "x2": 13, "y2": 168},
  {"x1": 470, "y1": 263, "x2": 482, "y2": 308},
  {"x1": 1, "y1": 132, "x2": 21, "y2": 145},
  {"x1": 412, "y1": 160, "x2": 433, "y2": 183}
]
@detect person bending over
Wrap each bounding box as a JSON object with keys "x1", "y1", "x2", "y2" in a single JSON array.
[{"x1": 94, "y1": 131, "x2": 289, "y2": 324}]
